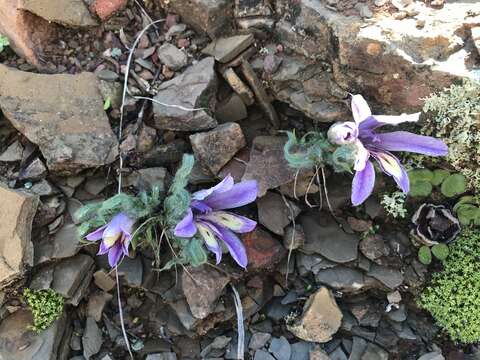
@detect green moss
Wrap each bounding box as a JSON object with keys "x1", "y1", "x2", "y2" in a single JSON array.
[
  {"x1": 418, "y1": 229, "x2": 480, "y2": 343},
  {"x1": 422, "y1": 80, "x2": 480, "y2": 190},
  {"x1": 380, "y1": 191, "x2": 407, "y2": 218},
  {"x1": 24, "y1": 289, "x2": 64, "y2": 333}
]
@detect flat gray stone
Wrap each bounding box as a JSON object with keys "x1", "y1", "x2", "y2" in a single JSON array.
[
  {"x1": 34, "y1": 222, "x2": 81, "y2": 265},
  {"x1": 83, "y1": 317, "x2": 103, "y2": 360},
  {"x1": 258, "y1": 192, "x2": 301, "y2": 236},
  {"x1": 367, "y1": 264, "x2": 404, "y2": 289},
  {"x1": 315, "y1": 267, "x2": 375, "y2": 293},
  {"x1": 52, "y1": 254, "x2": 94, "y2": 299},
  {"x1": 300, "y1": 212, "x2": 359, "y2": 263},
  {"x1": 157, "y1": 43, "x2": 188, "y2": 70},
  {"x1": 202, "y1": 34, "x2": 254, "y2": 63},
  {"x1": 249, "y1": 332, "x2": 271, "y2": 350},
  {"x1": 269, "y1": 336, "x2": 291, "y2": 360},
  {"x1": 0, "y1": 140, "x2": 23, "y2": 162},
  {"x1": 254, "y1": 350, "x2": 276, "y2": 360}
]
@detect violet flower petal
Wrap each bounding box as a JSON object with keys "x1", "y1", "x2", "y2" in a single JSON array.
[
  {"x1": 215, "y1": 225, "x2": 248, "y2": 269},
  {"x1": 203, "y1": 180, "x2": 258, "y2": 210},
  {"x1": 373, "y1": 152, "x2": 410, "y2": 193},
  {"x1": 352, "y1": 160, "x2": 376, "y2": 206},
  {"x1": 174, "y1": 208, "x2": 197, "y2": 238},
  {"x1": 374, "y1": 131, "x2": 448, "y2": 156},
  {"x1": 192, "y1": 174, "x2": 234, "y2": 201},
  {"x1": 86, "y1": 225, "x2": 107, "y2": 241},
  {"x1": 122, "y1": 233, "x2": 132, "y2": 254},
  {"x1": 97, "y1": 240, "x2": 110, "y2": 255},
  {"x1": 354, "y1": 140, "x2": 370, "y2": 171},
  {"x1": 108, "y1": 242, "x2": 124, "y2": 268},
  {"x1": 351, "y1": 94, "x2": 371, "y2": 124},
  {"x1": 103, "y1": 213, "x2": 131, "y2": 247},
  {"x1": 191, "y1": 200, "x2": 212, "y2": 213},
  {"x1": 198, "y1": 211, "x2": 257, "y2": 233},
  {"x1": 196, "y1": 221, "x2": 223, "y2": 264}
]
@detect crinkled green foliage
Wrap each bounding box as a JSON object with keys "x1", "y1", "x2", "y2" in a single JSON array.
[
  {"x1": 283, "y1": 130, "x2": 355, "y2": 173},
  {"x1": 381, "y1": 191, "x2": 407, "y2": 219},
  {"x1": 24, "y1": 289, "x2": 64, "y2": 333},
  {"x1": 418, "y1": 229, "x2": 480, "y2": 343},
  {"x1": 422, "y1": 80, "x2": 480, "y2": 190},
  {"x1": 162, "y1": 154, "x2": 207, "y2": 269},
  {"x1": 453, "y1": 196, "x2": 480, "y2": 226},
  {"x1": 440, "y1": 173, "x2": 467, "y2": 198},
  {"x1": 0, "y1": 34, "x2": 8, "y2": 53}
]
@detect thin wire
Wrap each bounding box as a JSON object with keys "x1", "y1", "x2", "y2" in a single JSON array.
[
  {"x1": 231, "y1": 285, "x2": 244, "y2": 360},
  {"x1": 116, "y1": 269, "x2": 134, "y2": 359}
]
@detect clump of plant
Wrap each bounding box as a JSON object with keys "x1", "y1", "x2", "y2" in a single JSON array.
[
  {"x1": 453, "y1": 195, "x2": 480, "y2": 226},
  {"x1": 0, "y1": 34, "x2": 8, "y2": 53},
  {"x1": 381, "y1": 191, "x2": 407, "y2": 218},
  {"x1": 408, "y1": 169, "x2": 466, "y2": 198},
  {"x1": 76, "y1": 154, "x2": 258, "y2": 269},
  {"x1": 418, "y1": 229, "x2": 480, "y2": 343},
  {"x1": 24, "y1": 288, "x2": 64, "y2": 333},
  {"x1": 284, "y1": 94, "x2": 448, "y2": 206},
  {"x1": 422, "y1": 80, "x2": 480, "y2": 190}
]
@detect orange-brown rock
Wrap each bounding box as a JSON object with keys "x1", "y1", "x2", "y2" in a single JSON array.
[{"x1": 0, "y1": 0, "x2": 56, "y2": 67}]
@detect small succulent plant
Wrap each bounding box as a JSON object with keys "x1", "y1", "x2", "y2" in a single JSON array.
[
  {"x1": 411, "y1": 203, "x2": 461, "y2": 247},
  {"x1": 408, "y1": 169, "x2": 466, "y2": 198}
]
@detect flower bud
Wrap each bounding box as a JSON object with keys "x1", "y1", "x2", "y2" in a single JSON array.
[{"x1": 327, "y1": 122, "x2": 358, "y2": 145}]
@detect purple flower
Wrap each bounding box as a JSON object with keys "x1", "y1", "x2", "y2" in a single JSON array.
[
  {"x1": 328, "y1": 95, "x2": 448, "y2": 206},
  {"x1": 86, "y1": 213, "x2": 135, "y2": 268},
  {"x1": 174, "y1": 175, "x2": 258, "y2": 268}
]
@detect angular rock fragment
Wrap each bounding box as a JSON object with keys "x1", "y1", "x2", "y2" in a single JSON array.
[
  {"x1": 300, "y1": 212, "x2": 359, "y2": 263},
  {"x1": 0, "y1": 1, "x2": 57, "y2": 68},
  {"x1": 19, "y1": 158, "x2": 47, "y2": 181},
  {"x1": 51, "y1": 254, "x2": 94, "y2": 299},
  {"x1": 190, "y1": 122, "x2": 246, "y2": 174},
  {"x1": 203, "y1": 34, "x2": 254, "y2": 63},
  {"x1": 165, "y1": 0, "x2": 233, "y2": 38},
  {"x1": 34, "y1": 223, "x2": 80, "y2": 265},
  {"x1": 19, "y1": 0, "x2": 98, "y2": 27},
  {"x1": 242, "y1": 228, "x2": 287, "y2": 270},
  {"x1": 0, "y1": 65, "x2": 119, "y2": 174},
  {"x1": 367, "y1": 264, "x2": 403, "y2": 289},
  {"x1": 90, "y1": 0, "x2": 128, "y2": 21},
  {"x1": 222, "y1": 67, "x2": 255, "y2": 106},
  {"x1": 182, "y1": 265, "x2": 230, "y2": 319},
  {"x1": 157, "y1": 43, "x2": 188, "y2": 71},
  {"x1": 0, "y1": 185, "x2": 38, "y2": 285},
  {"x1": 0, "y1": 310, "x2": 68, "y2": 360},
  {"x1": 151, "y1": 57, "x2": 218, "y2": 131},
  {"x1": 242, "y1": 136, "x2": 297, "y2": 197},
  {"x1": 0, "y1": 140, "x2": 23, "y2": 162},
  {"x1": 288, "y1": 287, "x2": 342, "y2": 343},
  {"x1": 83, "y1": 317, "x2": 103, "y2": 360},
  {"x1": 215, "y1": 93, "x2": 248, "y2": 123},
  {"x1": 315, "y1": 267, "x2": 377, "y2": 293},
  {"x1": 258, "y1": 192, "x2": 301, "y2": 236}
]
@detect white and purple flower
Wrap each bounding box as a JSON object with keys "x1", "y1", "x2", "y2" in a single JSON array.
[
  {"x1": 85, "y1": 212, "x2": 135, "y2": 268},
  {"x1": 328, "y1": 94, "x2": 448, "y2": 206},
  {"x1": 174, "y1": 175, "x2": 258, "y2": 268}
]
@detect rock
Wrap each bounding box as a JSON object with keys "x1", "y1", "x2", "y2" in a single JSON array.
[
  {"x1": 0, "y1": 309, "x2": 68, "y2": 360},
  {"x1": 350, "y1": 302, "x2": 382, "y2": 327},
  {"x1": 297, "y1": 253, "x2": 336, "y2": 276},
  {"x1": 19, "y1": 0, "x2": 98, "y2": 27},
  {"x1": 34, "y1": 222, "x2": 81, "y2": 264},
  {"x1": 83, "y1": 176, "x2": 107, "y2": 195},
  {"x1": 387, "y1": 304, "x2": 407, "y2": 322},
  {"x1": 221, "y1": 67, "x2": 255, "y2": 106},
  {"x1": 367, "y1": 264, "x2": 403, "y2": 289},
  {"x1": 242, "y1": 136, "x2": 297, "y2": 197},
  {"x1": 269, "y1": 336, "x2": 291, "y2": 360},
  {"x1": 93, "y1": 269, "x2": 116, "y2": 292},
  {"x1": 359, "y1": 234, "x2": 390, "y2": 261},
  {"x1": 242, "y1": 228, "x2": 287, "y2": 271},
  {"x1": 0, "y1": 140, "x2": 23, "y2": 162},
  {"x1": 19, "y1": 158, "x2": 47, "y2": 181},
  {"x1": 264, "y1": 54, "x2": 283, "y2": 74},
  {"x1": 0, "y1": 1, "x2": 56, "y2": 68},
  {"x1": 349, "y1": 337, "x2": 368, "y2": 360},
  {"x1": 151, "y1": 57, "x2": 218, "y2": 131},
  {"x1": 200, "y1": 336, "x2": 231, "y2": 357},
  {"x1": 330, "y1": 347, "x2": 348, "y2": 360},
  {"x1": 90, "y1": 0, "x2": 128, "y2": 21},
  {"x1": 300, "y1": 212, "x2": 359, "y2": 263},
  {"x1": 258, "y1": 192, "x2": 301, "y2": 236},
  {"x1": 181, "y1": 265, "x2": 230, "y2": 319},
  {"x1": 126, "y1": 167, "x2": 170, "y2": 192},
  {"x1": 190, "y1": 122, "x2": 246, "y2": 174},
  {"x1": 472, "y1": 27, "x2": 480, "y2": 55},
  {"x1": 309, "y1": 346, "x2": 331, "y2": 360},
  {"x1": 202, "y1": 34, "x2": 254, "y2": 63},
  {"x1": 116, "y1": 256, "x2": 143, "y2": 287},
  {"x1": 355, "y1": 3, "x2": 373, "y2": 18},
  {"x1": 288, "y1": 287, "x2": 342, "y2": 343},
  {"x1": 215, "y1": 93, "x2": 248, "y2": 123},
  {"x1": 291, "y1": 342, "x2": 312, "y2": 360},
  {"x1": 315, "y1": 267, "x2": 376, "y2": 293},
  {"x1": 157, "y1": 43, "x2": 188, "y2": 71},
  {"x1": 87, "y1": 291, "x2": 113, "y2": 322},
  {"x1": 52, "y1": 254, "x2": 94, "y2": 299},
  {"x1": 28, "y1": 179, "x2": 57, "y2": 196},
  {"x1": 249, "y1": 332, "x2": 271, "y2": 350},
  {"x1": 418, "y1": 352, "x2": 445, "y2": 360},
  {"x1": 83, "y1": 317, "x2": 103, "y2": 360},
  {"x1": 166, "y1": 0, "x2": 232, "y2": 38},
  {"x1": 254, "y1": 350, "x2": 276, "y2": 360},
  {"x1": 0, "y1": 65, "x2": 118, "y2": 174},
  {"x1": 360, "y1": 343, "x2": 388, "y2": 360},
  {"x1": 0, "y1": 185, "x2": 38, "y2": 285},
  {"x1": 169, "y1": 298, "x2": 199, "y2": 331},
  {"x1": 146, "y1": 353, "x2": 178, "y2": 360},
  {"x1": 284, "y1": 224, "x2": 305, "y2": 251}
]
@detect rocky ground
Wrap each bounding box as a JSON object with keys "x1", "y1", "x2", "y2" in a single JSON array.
[{"x1": 0, "y1": 0, "x2": 479, "y2": 359}]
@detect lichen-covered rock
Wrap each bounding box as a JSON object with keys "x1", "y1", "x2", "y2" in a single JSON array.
[
  {"x1": 151, "y1": 57, "x2": 218, "y2": 131},
  {"x1": 0, "y1": 65, "x2": 119, "y2": 174},
  {"x1": 0, "y1": 185, "x2": 38, "y2": 286},
  {"x1": 288, "y1": 287, "x2": 342, "y2": 343}
]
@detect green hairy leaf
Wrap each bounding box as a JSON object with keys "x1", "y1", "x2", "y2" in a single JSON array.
[
  {"x1": 418, "y1": 246, "x2": 432, "y2": 265},
  {"x1": 441, "y1": 173, "x2": 467, "y2": 198},
  {"x1": 431, "y1": 169, "x2": 450, "y2": 186},
  {"x1": 431, "y1": 244, "x2": 449, "y2": 261}
]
